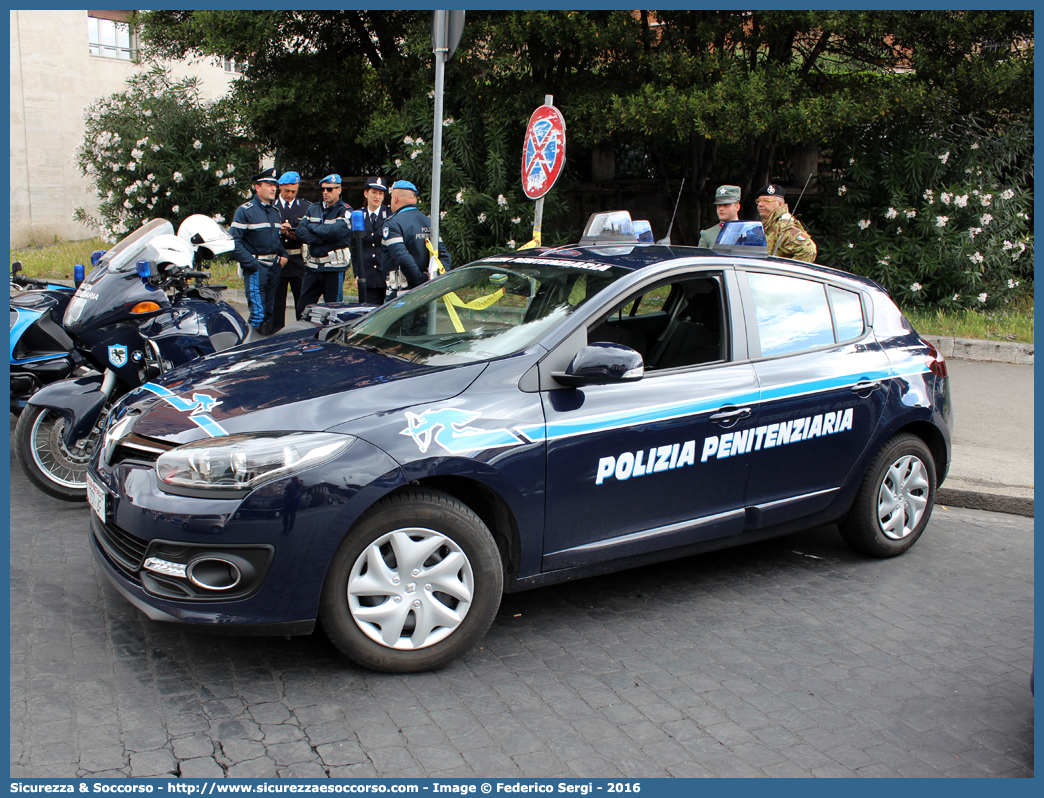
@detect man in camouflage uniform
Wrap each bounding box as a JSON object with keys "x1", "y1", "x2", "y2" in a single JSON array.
[
  {"x1": 698, "y1": 184, "x2": 742, "y2": 248},
  {"x1": 755, "y1": 184, "x2": 817, "y2": 263}
]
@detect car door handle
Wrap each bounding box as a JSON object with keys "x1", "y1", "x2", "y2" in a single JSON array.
[
  {"x1": 709, "y1": 407, "x2": 752, "y2": 427},
  {"x1": 851, "y1": 380, "x2": 882, "y2": 396}
]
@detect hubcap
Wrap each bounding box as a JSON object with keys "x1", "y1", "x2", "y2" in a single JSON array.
[
  {"x1": 347, "y1": 527, "x2": 474, "y2": 650},
  {"x1": 877, "y1": 454, "x2": 929, "y2": 540},
  {"x1": 29, "y1": 410, "x2": 94, "y2": 489}
]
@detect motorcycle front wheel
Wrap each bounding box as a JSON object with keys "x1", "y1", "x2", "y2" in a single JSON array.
[{"x1": 14, "y1": 405, "x2": 92, "y2": 501}]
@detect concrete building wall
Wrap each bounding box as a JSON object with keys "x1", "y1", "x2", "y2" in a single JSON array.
[{"x1": 9, "y1": 10, "x2": 237, "y2": 247}]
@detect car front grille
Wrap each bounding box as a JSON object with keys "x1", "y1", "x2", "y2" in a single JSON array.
[
  {"x1": 109, "y1": 433, "x2": 174, "y2": 467},
  {"x1": 92, "y1": 513, "x2": 146, "y2": 582}
]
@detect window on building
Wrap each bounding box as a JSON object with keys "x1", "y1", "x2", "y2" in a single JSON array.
[
  {"x1": 88, "y1": 11, "x2": 136, "y2": 61},
  {"x1": 223, "y1": 57, "x2": 247, "y2": 74}
]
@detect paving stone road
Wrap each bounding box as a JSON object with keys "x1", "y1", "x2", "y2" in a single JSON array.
[{"x1": 9, "y1": 439, "x2": 1034, "y2": 779}]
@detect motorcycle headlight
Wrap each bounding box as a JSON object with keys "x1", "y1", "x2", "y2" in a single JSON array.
[{"x1": 156, "y1": 432, "x2": 355, "y2": 491}]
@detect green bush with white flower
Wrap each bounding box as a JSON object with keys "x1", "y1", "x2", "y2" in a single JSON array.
[
  {"x1": 814, "y1": 116, "x2": 1032, "y2": 310},
  {"x1": 74, "y1": 66, "x2": 256, "y2": 243}
]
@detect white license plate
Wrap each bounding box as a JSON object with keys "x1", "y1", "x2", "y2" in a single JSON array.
[{"x1": 86, "y1": 474, "x2": 107, "y2": 520}]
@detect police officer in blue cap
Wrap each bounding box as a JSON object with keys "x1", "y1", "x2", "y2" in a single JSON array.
[
  {"x1": 230, "y1": 167, "x2": 288, "y2": 335},
  {"x1": 274, "y1": 170, "x2": 308, "y2": 328},
  {"x1": 296, "y1": 174, "x2": 354, "y2": 307},
  {"x1": 356, "y1": 176, "x2": 391, "y2": 305},
  {"x1": 382, "y1": 180, "x2": 451, "y2": 293}
]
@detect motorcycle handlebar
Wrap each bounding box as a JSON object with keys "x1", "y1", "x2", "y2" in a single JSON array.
[{"x1": 12, "y1": 275, "x2": 53, "y2": 288}]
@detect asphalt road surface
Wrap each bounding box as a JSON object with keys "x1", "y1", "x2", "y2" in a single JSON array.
[{"x1": 9, "y1": 424, "x2": 1034, "y2": 778}]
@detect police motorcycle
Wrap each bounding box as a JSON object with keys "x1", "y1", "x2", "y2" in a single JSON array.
[
  {"x1": 10, "y1": 261, "x2": 83, "y2": 413},
  {"x1": 14, "y1": 215, "x2": 249, "y2": 502}
]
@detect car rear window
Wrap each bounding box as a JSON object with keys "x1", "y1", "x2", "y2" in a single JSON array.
[{"x1": 747, "y1": 272, "x2": 835, "y2": 357}]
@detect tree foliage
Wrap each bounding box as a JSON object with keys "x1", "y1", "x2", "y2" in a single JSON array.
[
  {"x1": 130, "y1": 10, "x2": 1034, "y2": 307},
  {"x1": 74, "y1": 66, "x2": 255, "y2": 241}
]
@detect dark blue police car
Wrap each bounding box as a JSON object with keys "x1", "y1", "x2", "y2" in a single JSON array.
[{"x1": 86, "y1": 213, "x2": 952, "y2": 672}]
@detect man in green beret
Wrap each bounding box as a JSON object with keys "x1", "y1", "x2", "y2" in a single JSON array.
[
  {"x1": 698, "y1": 184, "x2": 742, "y2": 248},
  {"x1": 755, "y1": 184, "x2": 817, "y2": 263}
]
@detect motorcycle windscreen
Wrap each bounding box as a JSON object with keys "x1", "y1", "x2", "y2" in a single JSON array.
[{"x1": 63, "y1": 219, "x2": 175, "y2": 334}]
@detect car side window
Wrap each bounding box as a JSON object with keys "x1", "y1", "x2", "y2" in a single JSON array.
[
  {"x1": 829, "y1": 285, "x2": 865, "y2": 342},
  {"x1": 589, "y1": 273, "x2": 727, "y2": 370},
  {"x1": 747, "y1": 272, "x2": 835, "y2": 357}
]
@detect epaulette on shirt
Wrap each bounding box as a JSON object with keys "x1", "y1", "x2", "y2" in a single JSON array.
[{"x1": 240, "y1": 201, "x2": 254, "y2": 209}]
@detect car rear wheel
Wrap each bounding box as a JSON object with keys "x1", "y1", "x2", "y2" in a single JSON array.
[
  {"x1": 319, "y1": 489, "x2": 503, "y2": 673},
  {"x1": 840, "y1": 433, "x2": 936, "y2": 557}
]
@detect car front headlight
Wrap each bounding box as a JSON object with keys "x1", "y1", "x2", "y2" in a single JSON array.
[{"x1": 156, "y1": 432, "x2": 355, "y2": 491}]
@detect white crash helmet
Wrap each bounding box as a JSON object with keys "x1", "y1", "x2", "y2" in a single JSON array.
[
  {"x1": 145, "y1": 234, "x2": 195, "y2": 272},
  {"x1": 178, "y1": 214, "x2": 235, "y2": 258}
]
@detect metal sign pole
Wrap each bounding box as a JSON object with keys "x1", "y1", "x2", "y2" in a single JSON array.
[
  {"x1": 529, "y1": 94, "x2": 554, "y2": 248},
  {"x1": 430, "y1": 10, "x2": 447, "y2": 250}
]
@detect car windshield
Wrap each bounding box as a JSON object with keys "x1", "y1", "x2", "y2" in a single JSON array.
[{"x1": 330, "y1": 258, "x2": 629, "y2": 364}]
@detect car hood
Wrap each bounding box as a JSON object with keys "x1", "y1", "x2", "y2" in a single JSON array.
[{"x1": 120, "y1": 331, "x2": 487, "y2": 446}]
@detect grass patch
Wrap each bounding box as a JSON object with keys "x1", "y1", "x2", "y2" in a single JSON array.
[
  {"x1": 11, "y1": 239, "x2": 245, "y2": 289},
  {"x1": 10, "y1": 238, "x2": 109, "y2": 281},
  {"x1": 902, "y1": 297, "x2": 1034, "y2": 344}
]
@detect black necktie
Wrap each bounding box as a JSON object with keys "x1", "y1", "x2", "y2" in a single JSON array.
[{"x1": 371, "y1": 213, "x2": 377, "y2": 225}]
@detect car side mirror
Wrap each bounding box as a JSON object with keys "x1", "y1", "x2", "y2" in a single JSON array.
[{"x1": 552, "y1": 342, "x2": 645, "y2": 387}]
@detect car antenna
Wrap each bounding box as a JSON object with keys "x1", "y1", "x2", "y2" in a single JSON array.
[
  {"x1": 656, "y1": 178, "x2": 685, "y2": 246},
  {"x1": 770, "y1": 173, "x2": 813, "y2": 258}
]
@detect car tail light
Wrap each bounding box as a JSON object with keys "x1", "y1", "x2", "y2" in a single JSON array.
[{"x1": 923, "y1": 339, "x2": 947, "y2": 378}]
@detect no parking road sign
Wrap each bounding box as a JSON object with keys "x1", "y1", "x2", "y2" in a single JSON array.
[{"x1": 522, "y1": 104, "x2": 566, "y2": 199}]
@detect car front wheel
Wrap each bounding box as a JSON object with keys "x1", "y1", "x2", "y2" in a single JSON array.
[
  {"x1": 319, "y1": 489, "x2": 503, "y2": 673},
  {"x1": 840, "y1": 432, "x2": 937, "y2": 557}
]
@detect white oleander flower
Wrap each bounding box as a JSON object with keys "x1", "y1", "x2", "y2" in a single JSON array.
[
  {"x1": 954, "y1": 194, "x2": 968, "y2": 208},
  {"x1": 980, "y1": 213, "x2": 993, "y2": 226},
  {"x1": 511, "y1": 217, "x2": 521, "y2": 225},
  {"x1": 968, "y1": 251, "x2": 984, "y2": 264},
  {"x1": 935, "y1": 215, "x2": 949, "y2": 228},
  {"x1": 1008, "y1": 279, "x2": 1019, "y2": 288},
  {"x1": 1000, "y1": 189, "x2": 1015, "y2": 201},
  {"x1": 173, "y1": 171, "x2": 184, "y2": 183},
  {"x1": 410, "y1": 150, "x2": 422, "y2": 160},
  {"x1": 497, "y1": 195, "x2": 507, "y2": 207},
  {"x1": 885, "y1": 207, "x2": 898, "y2": 219},
  {"x1": 507, "y1": 239, "x2": 516, "y2": 248},
  {"x1": 212, "y1": 213, "x2": 225, "y2": 224},
  {"x1": 968, "y1": 227, "x2": 982, "y2": 241},
  {"x1": 857, "y1": 219, "x2": 871, "y2": 230},
  {"x1": 455, "y1": 190, "x2": 465, "y2": 204},
  {"x1": 904, "y1": 209, "x2": 916, "y2": 219},
  {"x1": 404, "y1": 135, "x2": 414, "y2": 145},
  {"x1": 938, "y1": 151, "x2": 950, "y2": 164},
  {"x1": 171, "y1": 205, "x2": 180, "y2": 214},
  {"x1": 838, "y1": 185, "x2": 847, "y2": 195},
  {"x1": 477, "y1": 213, "x2": 487, "y2": 223},
  {"x1": 193, "y1": 140, "x2": 202, "y2": 150},
  {"x1": 910, "y1": 282, "x2": 922, "y2": 292},
  {"x1": 978, "y1": 292, "x2": 987, "y2": 303}
]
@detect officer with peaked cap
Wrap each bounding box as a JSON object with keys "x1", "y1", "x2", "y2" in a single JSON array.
[
  {"x1": 382, "y1": 180, "x2": 452, "y2": 293},
  {"x1": 230, "y1": 167, "x2": 289, "y2": 334},
  {"x1": 698, "y1": 185, "x2": 743, "y2": 249},
  {"x1": 296, "y1": 173, "x2": 354, "y2": 306},
  {"x1": 755, "y1": 184, "x2": 817, "y2": 263},
  {"x1": 273, "y1": 171, "x2": 309, "y2": 327},
  {"x1": 357, "y1": 177, "x2": 391, "y2": 305}
]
